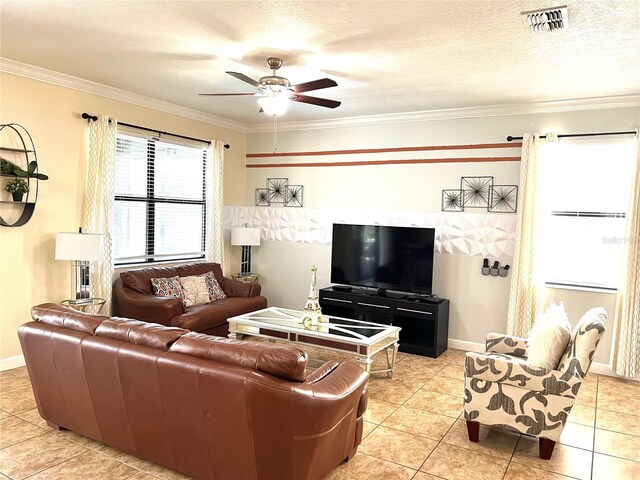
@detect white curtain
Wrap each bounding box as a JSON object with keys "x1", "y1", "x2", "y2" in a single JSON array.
[
  {"x1": 506, "y1": 133, "x2": 558, "y2": 338},
  {"x1": 205, "y1": 139, "x2": 225, "y2": 265},
  {"x1": 82, "y1": 115, "x2": 117, "y2": 314},
  {"x1": 613, "y1": 133, "x2": 640, "y2": 377}
]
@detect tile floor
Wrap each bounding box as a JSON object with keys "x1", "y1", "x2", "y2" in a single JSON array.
[{"x1": 1, "y1": 348, "x2": 639, "y2": 479}]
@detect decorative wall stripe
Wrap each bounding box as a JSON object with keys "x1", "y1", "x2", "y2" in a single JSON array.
[
  {"x1": 246, "y1": 142, "x2": 523, "y2": 158},
  {"x1": 246, "y1": 156, "x2": 521, "y2": 169},
  {"x1": 223, "y1": 206, "x2": 516, "y2": 258}
]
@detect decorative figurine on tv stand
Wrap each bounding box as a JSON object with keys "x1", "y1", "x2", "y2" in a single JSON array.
[{"x1": 300, "y1": 264, "x2": 327, "y2": 330}]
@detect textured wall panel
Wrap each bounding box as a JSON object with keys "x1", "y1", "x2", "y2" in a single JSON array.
[{"x1": 224, "y1": 206, "x2": 516, "y2": 258}]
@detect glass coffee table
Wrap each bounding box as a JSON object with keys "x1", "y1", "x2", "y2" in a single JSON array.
[{"x1": 227, "y1": 307, "x2": 401, "y2": 376}]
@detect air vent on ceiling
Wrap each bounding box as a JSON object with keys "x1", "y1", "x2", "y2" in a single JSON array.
[{"x1": 522, "y1": 6, "x2": 569, "y2": 33}]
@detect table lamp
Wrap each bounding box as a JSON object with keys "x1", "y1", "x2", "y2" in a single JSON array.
[
  {"x1": 231, "y1": 227, "x2": 260, "y2": 275},
  {"x1": 55, "y1": 229, "x2": 102, "y2": 304}
]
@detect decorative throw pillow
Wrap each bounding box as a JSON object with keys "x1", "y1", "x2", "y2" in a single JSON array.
[
  {"x1": 150, "y1": 276, "x2": 184, "y2": 299},
  {"x1": 204, "y1": 271, "x2": 227, "y2": 301},
  {"x1": 527, "y1": 301, "x2": 571, "y2": 370},
  {"x1": 179, "y1": 275, "x2": 211, "y2": 307}
]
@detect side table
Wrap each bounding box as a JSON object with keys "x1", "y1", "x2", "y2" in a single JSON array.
[
  {"x1": 231, "y1": 273, "x2": 260, "y2": 283},
  {"x1": 61, "y1": 298, "x2": 106, "y2": 314}
]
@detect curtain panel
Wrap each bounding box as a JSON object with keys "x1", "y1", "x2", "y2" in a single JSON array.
[
  {"x1": 613, "y1": 133, "x2": 640, "y2": 377},
  {"x1": 82, "y1": 115, "x2": 117, "y2": 314},
  {"x1": 205, "y1": 139, "x2": 225, "y2": 265},
  {"x1": 506, "y1": 133, "x2": 558, "y2": 338}
]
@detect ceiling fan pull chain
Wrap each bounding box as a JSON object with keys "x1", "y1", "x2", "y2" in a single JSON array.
[{"x1": 273, "y1": 115, "x2": 278, "y2": 153}]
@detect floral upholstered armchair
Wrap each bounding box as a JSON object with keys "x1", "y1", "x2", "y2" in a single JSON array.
[{"x1": 463, "y1": 307, "x2": 606, "y2": 459}]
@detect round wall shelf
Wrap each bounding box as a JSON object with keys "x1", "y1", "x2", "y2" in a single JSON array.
[{"x1": 0, "y1": 124, "x2": 40, "y2": 227}]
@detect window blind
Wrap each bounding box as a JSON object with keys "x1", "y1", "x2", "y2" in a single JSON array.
[
  {"x1": 544, "y1": 137, "x2": 636, "y2": 289},
  {"x1": 114, "y1": 133, "x2": 207, "y2": 265}
]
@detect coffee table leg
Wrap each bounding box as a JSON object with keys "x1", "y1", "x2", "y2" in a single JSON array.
[
  {"x1": 386, "y1": 344, "x2": 399, "y2": 378},
  {"x1": 356, "y1": 356, "x2": 373, "y2": 373}
]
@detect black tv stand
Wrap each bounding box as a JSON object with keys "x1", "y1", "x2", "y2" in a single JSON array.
[{"x1": 320, "y1": 287, "x2": 449, "y2": 358}]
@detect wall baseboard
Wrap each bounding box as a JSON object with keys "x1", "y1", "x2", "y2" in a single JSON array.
[
  {"x1": 447, "y1": 338, "x2": 484, "y2": 353},
  {"x1": 0, "y1": 354, "x2": 25, "y2": 372},
  {"x1": 445, "y1": 338, "x2": 636, "y2": 380}
]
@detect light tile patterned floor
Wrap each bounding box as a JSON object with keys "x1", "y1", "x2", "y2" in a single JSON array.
[{"x1": 1, "y1": 349, "x2": 639, "y2": 479}]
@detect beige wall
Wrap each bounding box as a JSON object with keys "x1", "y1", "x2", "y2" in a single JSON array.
[
  {"x1": 246, "y1": 106, "x2": 639, "y2": 368},
  {"x1": 0, "y1": 72, "x2": 247, "y2": 363}
]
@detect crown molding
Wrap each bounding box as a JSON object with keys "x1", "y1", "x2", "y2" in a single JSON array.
[
  {"x1": 247, "y1": 94, "x2": 640, "y2": 133},
  {"x1": 2, "y1": 58, "x2": 637, "y2": 135},
  {"x1": 0, "y1": 57, "x2": 249, "y2": 133}
]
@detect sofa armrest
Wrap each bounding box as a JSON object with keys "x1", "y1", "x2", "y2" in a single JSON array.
[
  {"x1": 465, "y1": 352, "x2": 581, "y2": 397},
  {"x1": 221, "y1": 277, "x2": 262, "y2": 298},
  {"x1": 113, "y1": 286, "x2": 183, "y2": 326},
  {"x1": 485, "y1": 332, "x2": 528, "y2": 357}
]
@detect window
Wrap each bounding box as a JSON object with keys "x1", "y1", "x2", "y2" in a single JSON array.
[
  {"x1": 114, "y1": 132, "x2": 208, "y2": 265},
  {"x1": 543, "y1": 137, "x2": 636, "y2": 290}
]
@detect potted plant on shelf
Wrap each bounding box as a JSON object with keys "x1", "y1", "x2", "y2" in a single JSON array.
[{"x1": 4, "y1": 178, "x2": 29, "y2": 202}]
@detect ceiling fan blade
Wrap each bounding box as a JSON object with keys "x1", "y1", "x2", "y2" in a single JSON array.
[
  {"x1": 226, "y1": 71, "x2": 261, "y2": 88},
  {"x1": 293, "y1": 78, "x2": 338, "y2": 93},
  {"x1": 293, "y1": 94, "x2": 341, "y2": 109},
  {"x1": 198, "y1": 93, "x2": 256, "y2": 96}
]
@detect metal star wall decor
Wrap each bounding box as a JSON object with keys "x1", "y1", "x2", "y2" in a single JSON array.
[
  {"x1": 442, "y1": 189, "x2": 464, "y2": 211},
  {"x1": 255, "y1": 188, "x2": 270, "y2": 206},
  {"x1": 256, "y1": 178, "x2": 305, "y2": 207},
  {"x1": 285, "y1": 185, "x2": 304, "y2": 207},
  {"x1": 489, "y1": 185, "x2": 518, "y2": 213},
  {"x1": 267, "y1": 178, "x2": 288, "y2": 203},
  {"x1": 441, "y1": 176, "x2": 518, "y2": 213},
  {"x1": 461, "y1": 176, "x2": 494, "y2": 208}
]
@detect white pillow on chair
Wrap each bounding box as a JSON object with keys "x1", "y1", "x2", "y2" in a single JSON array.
[{"x1": 527, "y1": 302, "x2": 571, "y2": 370}]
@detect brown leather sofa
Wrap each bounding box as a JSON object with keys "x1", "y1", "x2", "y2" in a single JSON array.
[
  {"x1": 19, "y1": 304, "x2": 369, "y2": 480},
  {"x1": 113, "y1": 262, "x2": 267, "y2": 337}
]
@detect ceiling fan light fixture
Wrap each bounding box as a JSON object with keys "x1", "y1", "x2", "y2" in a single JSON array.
[{"x1": 257, "y1": 92, "x2": 292, "y2": 116}]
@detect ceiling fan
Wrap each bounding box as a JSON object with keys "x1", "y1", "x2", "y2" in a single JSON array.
[{"x1": 199, "y1": 57, "x2": 341, "y2": 116}]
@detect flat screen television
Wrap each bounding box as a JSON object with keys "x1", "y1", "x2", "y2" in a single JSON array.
[{"x1": 331, "y1": 224, "x2": 435, "y2": 295}]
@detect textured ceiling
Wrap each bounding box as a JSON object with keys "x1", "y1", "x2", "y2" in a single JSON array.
[{"x1": 1, "y1": 0, "x2": 639, "y2": 126}]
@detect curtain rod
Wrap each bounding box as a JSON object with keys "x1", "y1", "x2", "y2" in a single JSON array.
[
  {"x1": 81, "y1": 113, "x2": 230, "y2": 149},
  {"x1": 506, "y1": 130, "x2": 637, "y2": 142}
]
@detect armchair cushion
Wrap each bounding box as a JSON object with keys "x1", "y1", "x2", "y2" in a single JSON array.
[{"x1": 527, "y1": 302, "x2": 571, "y2": 370}]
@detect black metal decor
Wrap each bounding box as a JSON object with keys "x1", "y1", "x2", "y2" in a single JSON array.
[
  {"x1": 442, "y1": 176, "x2": 518, "y2": 213},
  {"x1": 285, "y1": 185, "x2": 304, "y2": 207},
  {"x1": 255, "y1": 178, "x2": 305, "y2": 207},
  {"x1": 267, "y1": 178, "x2": 288, "y2": 203},
  {"x1": 461, "y1": 176, "x2": 493, "y2": 208},
  {"x1": 489, "y1": 185, "x2": 518, "y2": 213},
  {"x1": 441, "y1": 189, "x2": 464, "y2": 211},
  {"x1": 255, "y1": 188, "x2": 270, "y2": 206}
]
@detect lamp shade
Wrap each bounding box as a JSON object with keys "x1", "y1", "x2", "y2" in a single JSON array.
[
  {"x1": 257, "y1": 94, "x2": 292, "y2": 116},
  {"x1": 55, "y1": 233, "x2": 102, "y2": 261},
  {"x1": 231, "y1": 227, "x2": 261, "y2": 246}
]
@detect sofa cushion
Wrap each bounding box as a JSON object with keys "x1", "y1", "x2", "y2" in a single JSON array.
[
  {"x1": 179, "y1": 275, "x2": 210, "y2": 307},
  {"x1": 151, "y1": 276, "x2": 185, "y2": 300},
  {"x1": 170, "y1": 332, "x2": 308, "y2": 381},
  {"x1": 95, "y1": 317, "x2": 188, "y2": 351},
  {"x1": 32, "y1": 303, "x2": 107, "y2": 334},
  {"x1": 121, "y1": 266, "x2": 178, "y2": 294},
  {"x1": 204, "y1": 272, "x2": 227, "y2": 301},
  {"x1": 171, "y1": 296, "x2": 268, "y2": 332}
]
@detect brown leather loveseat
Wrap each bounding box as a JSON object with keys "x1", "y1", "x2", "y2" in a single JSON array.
[
  {"x1": 19, "y1": 304, "x2": 369, "y2": 480},
  {"x1": 113, "y1": 262, "x2": 267, "y2": 337}
]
